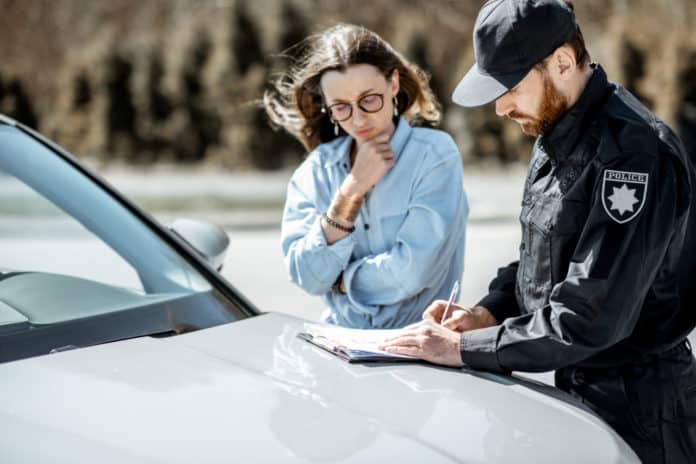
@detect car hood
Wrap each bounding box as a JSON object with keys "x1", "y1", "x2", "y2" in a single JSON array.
[{"x1": 0, "y1": 312, "x2": 638, "y2": 463}]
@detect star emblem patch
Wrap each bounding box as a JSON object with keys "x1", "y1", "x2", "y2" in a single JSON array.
[{"x1": 601, "y1": 170, "x2": 648, "y2": 224}]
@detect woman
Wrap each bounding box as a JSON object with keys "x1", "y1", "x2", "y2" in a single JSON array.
[{"x1": 265, "y1": 24, "x2": 468, "y2": 329}]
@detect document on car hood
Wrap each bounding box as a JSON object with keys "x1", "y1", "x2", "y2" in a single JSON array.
[{"x1": 297, "y1": 323, "x2": 417, "y2": 363}]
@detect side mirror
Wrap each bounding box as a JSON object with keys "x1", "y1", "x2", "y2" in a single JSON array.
[{"x1": 169, "y1": 218, "x2": 230, "y2": 272}]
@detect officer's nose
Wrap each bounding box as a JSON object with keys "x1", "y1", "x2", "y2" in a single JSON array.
[{"x1": 495, "y1": 94, "x2": 514, "y2": 117}]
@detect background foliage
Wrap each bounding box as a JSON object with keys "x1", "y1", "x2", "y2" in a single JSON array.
[{"x1": 1, "y1": 0, "x2": 694, "y2": 169}]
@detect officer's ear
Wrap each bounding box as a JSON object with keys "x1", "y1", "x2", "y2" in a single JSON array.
[{"x1": 548, "y1": 45, "x2": 577, "y2": 82}]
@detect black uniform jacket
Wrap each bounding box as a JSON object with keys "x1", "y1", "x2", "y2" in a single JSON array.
[{"x1": 461, "y1": 64, "x2": 696, "y2": 373}]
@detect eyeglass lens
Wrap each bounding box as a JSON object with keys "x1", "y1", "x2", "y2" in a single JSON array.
[{"x1": 328, "y1": 93, "x2": 384, "y2": 121}]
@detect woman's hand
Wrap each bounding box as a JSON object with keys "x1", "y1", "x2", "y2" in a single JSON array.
[{"x1": 341, "y1": 133, "x2": 394, "y2": 197}]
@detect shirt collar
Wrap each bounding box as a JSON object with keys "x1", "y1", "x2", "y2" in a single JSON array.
[
  {"x1": 323, "y1": 117, "x2": 412, "y2": 167},
  {"x1": 540, "y1": 63, "x2": 610, "y2": 161}
]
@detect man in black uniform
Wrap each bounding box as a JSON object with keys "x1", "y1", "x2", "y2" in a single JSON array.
[{"x1": 381, "y1": 0, "x2": 696, "y2": 461}]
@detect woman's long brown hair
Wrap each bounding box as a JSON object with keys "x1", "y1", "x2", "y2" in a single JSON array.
[{"x1": 264, "y1": 23, "x2": 441, "y2": 152}]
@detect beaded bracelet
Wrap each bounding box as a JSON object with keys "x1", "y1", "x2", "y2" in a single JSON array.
[{"x1": 323, "y1": 214, "x2": 355, "y2": 233}]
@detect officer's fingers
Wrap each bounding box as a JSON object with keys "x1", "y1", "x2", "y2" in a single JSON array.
[
  {"x1": 381, "y1": 322, "x2": 424, "y2": 344},
  {"x1": 401, "y1": 321, "x2": 422, "y2": 330},
  {"x1": 442, "y1": 309, "x2": 474, "y2": 332},
  {"x1": 381, "y1": 344, "x2": 422, "y2": 358},
  {"x1": 379, "y1": 334, "x2": 422, "y2": 350},
  {"x1": 423, "y1": 300, "x2": 449, "y2": 322}
]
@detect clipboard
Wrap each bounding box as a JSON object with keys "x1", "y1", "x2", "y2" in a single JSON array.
[{"x1": 297, "y1": 323, "x2": 417, "y2": 363}]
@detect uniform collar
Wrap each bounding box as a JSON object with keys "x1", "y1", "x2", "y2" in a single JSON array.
[
  {"x1": 323, "y1": 117, "x2": 412, "y2": 167},
  {"x1": 540, "y1": 63, "x2": 610, "y2": 161}
]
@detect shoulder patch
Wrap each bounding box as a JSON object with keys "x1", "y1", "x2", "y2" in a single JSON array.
[{"x1": 601, "y1": 170, "x2": 648, "y2": 224}]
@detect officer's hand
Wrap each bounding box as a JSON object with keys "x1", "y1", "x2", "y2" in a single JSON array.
[
  {"x1": 379, "y1": 320, "x2": 464, "y2": 367},
  {"x1": 422, "y1": 299, "x2": 463, "y2": 325},
  {"x1": 423, "y1": 301, "x2": 498, "y2": 333}
]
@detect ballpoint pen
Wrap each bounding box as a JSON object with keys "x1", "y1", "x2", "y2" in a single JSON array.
[{"x1": 440, "y1": 280, "x2": 460, "y2": 324}]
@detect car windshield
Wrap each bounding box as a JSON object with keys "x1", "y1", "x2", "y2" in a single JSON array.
[{"x1": 0, "y1": 124, "x2": 248, "y2": 362}]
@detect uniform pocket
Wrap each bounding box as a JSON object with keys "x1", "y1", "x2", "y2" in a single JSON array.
[
  {"x1": 680, "y1": 382, "x2": 696, "y2": 418},
  {"x1": 671, "y1": 352, "x2": 696, "y2": 419},
  {"x1": 652, "y1": 353, "x2": 696, "y2": 462},
  {"x1": 618, "y1": 368, "x2": 662, "y2": 444},
  {"x1": 522, "y1": 199, "x2": 553, "y2": 285}
]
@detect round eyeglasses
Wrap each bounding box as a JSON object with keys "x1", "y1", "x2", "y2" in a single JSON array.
[{"x1": 323, "y1": 93, "x2": 384, "y2": 122}]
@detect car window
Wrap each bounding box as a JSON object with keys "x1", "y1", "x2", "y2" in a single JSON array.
[
  {"x1": 0, "y1": 173, "x2": 146, "y2": 291},
  {"x1": 0, "y1": 125, "x2": 212, "y2": 326}
]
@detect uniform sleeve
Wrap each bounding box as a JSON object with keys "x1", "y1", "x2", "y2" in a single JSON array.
[
  {"x1": 461, "y1": 154, "x2": 684, "y2": 373},
  {"x1": 476, "y1": 262, "x2": 521, "y2": 323},
  {"x1": 341, "y1": 151, "x2": 468, "y2": 315},
  {"x1": 280, "y1": 166, "x2": 355, "y2": 295}
]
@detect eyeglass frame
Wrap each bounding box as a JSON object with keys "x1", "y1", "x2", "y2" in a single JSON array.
[{"x1": 321, "y1": 92, "x2": 386, "y2": 122}]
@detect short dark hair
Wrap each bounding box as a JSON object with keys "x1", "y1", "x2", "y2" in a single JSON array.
[{"x1": 564, "y1": 1, "x2": 591, "y2": 66}]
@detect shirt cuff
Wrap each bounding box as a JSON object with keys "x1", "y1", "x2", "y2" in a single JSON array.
[
  {"x1": 476, "y1": 291, "x2": 518, "y2": 324},
  {"x1": 460, "y1": 325, "x2": 508, "y2": 373}
]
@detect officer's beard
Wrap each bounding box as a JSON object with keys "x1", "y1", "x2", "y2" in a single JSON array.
[{"x1": 510, "y1": 70, "x2": 568, "y2": 136}]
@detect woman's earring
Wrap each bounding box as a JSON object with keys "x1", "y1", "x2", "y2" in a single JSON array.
[
  {"x1": 393, "y1": 96, "x2": 399, "y2": 117},
  {"x1": 323, "y1": 107, "x2": 339, "y2": 136}
]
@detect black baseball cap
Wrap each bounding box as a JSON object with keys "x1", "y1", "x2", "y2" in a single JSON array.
[{"x1": 452, "y1": 0, "x2": 578, "y2": 107}]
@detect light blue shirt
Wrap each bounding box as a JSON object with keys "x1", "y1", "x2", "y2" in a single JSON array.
[{"x1": 281, "y1": 117, "x2": 468, "y2": 328}]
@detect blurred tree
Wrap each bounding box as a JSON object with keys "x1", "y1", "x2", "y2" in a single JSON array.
[
  {"x1": 249, "y1": 0, "x2": 310, "y2": 168},
  {"x1": 0, "y1": 0, "x2": 693, "y2": 168},
  {"x1": 177, "y1": 31, "x2": 222, "y2": 162},
  {"x1": 137, "y1": 50, "x2": 174, "y2": 162},
  {"x1": 0, "y1": 74, "x2": 5, "y2": 109},
  {"x1": 278, "y1": 0, "x2": 309, "y2": 59},
  {"x1": 231, "y1": 0, "x2": 265, "y2": 76},
  {"x1": 72, "y1": 73, "x2": 92, "y2": 110},
  {"x1": 407, "y1": 33, "x2": 446, "y2": 120},
  {"x1": 621, "y1": 40, "x2": 653, "y2": 109},
  {"x1": 1, "y1": 78, "x2": 39, "y2": 129},
  {"x1": 147, "y1": 52, "x2": 173, "y2": 122},
  {"x1": 106, "y1": 54, "x2": 138, "y2": 157},
  {"x1": 249, "y1": 103, "x2": 302, "y2": 170},
  {"x1": 677, "y1": 51, "x2": 696, "y2": 161},
  {"x1": 183, "y1": 34, "x2": 212, "y2": 99}
]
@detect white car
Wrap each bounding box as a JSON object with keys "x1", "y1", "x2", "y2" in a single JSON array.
[{"x1": 0, "y1": 114, "x2": 639, "y2": 463}]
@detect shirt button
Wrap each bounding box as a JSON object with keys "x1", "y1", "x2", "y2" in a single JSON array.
[{"x1": 364, "y1": 223, "x2": 370, "y2": 230}]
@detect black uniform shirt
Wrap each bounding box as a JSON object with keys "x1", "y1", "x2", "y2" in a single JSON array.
[{"x1": 461, "y1": 64, "x2": 696, "y2": 373}]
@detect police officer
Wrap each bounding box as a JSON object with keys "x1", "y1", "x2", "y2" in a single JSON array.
[{"x1": 381, "y1": 0, "x2": 696, "y2": 461}]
